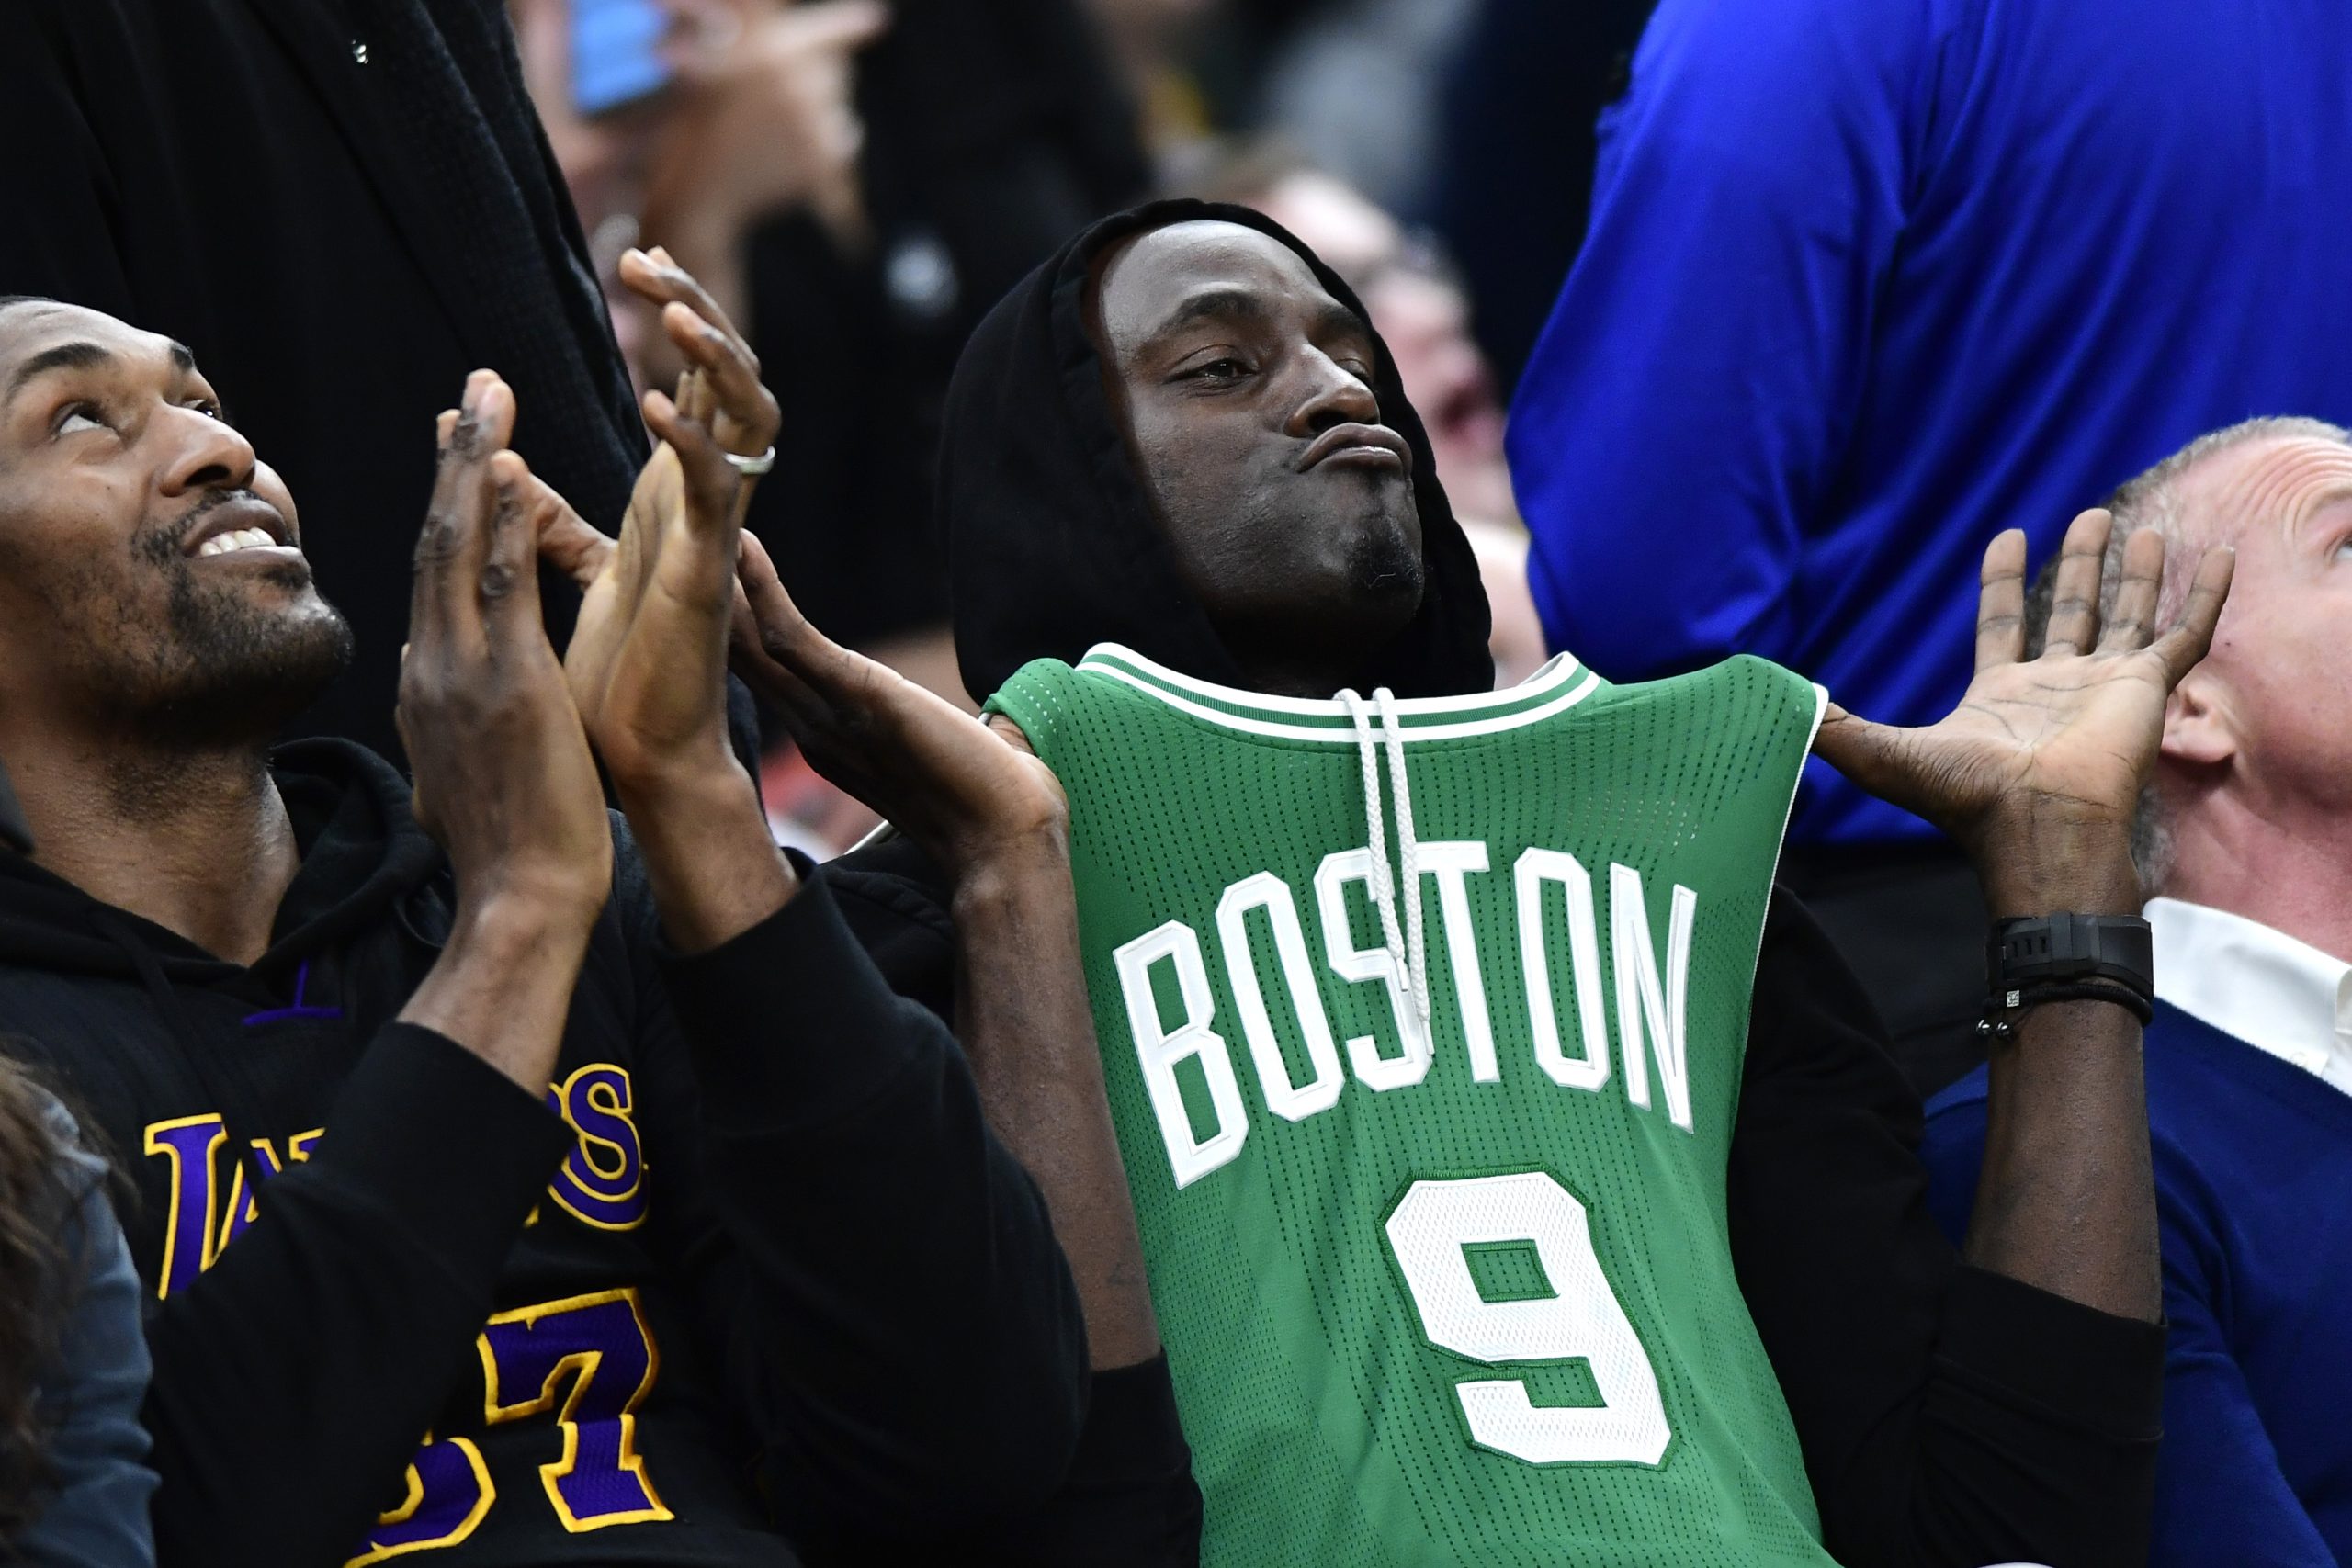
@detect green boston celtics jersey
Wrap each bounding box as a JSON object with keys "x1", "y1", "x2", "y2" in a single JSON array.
[{"x1": 986, "y1": 643, "x2": 1832, "y2": 1568}]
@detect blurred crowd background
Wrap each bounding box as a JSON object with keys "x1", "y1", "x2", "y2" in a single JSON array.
[{"x1": 508, "y1": 0, "x2": 1608, "y2": 853}]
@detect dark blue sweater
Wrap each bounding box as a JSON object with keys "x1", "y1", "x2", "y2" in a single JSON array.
[
  {"x1": 1923, "y1": 1004, "x2": 2352, "y2": 1566},
  {"x1": 1508, "y1": 0, "x2": 2352, "y2": 847}
]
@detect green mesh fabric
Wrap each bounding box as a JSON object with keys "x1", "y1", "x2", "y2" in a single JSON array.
[{"x1": 988, "y1": 646, "x2": 1833, "y2": 1567}]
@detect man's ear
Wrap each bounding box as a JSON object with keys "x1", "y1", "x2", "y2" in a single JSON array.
[{"x1": 2160, "y1": 667, "x2": 2235, "y2": 767}]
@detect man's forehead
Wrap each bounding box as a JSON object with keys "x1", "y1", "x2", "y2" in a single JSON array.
[
  {"x1": 0, "y1": 300, "x2": 191, "y2": 378},
  {"x1": 1097, "y1": 221, "x2": 1352, "y2": 343},
  {"x1": 2188, "y1": 434, "x2": 2352, "y2": 538}
]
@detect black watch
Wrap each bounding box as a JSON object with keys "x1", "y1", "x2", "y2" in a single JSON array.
[{"x1": 1986, "y1": 912, "x2": 2154, "y2": 1001}]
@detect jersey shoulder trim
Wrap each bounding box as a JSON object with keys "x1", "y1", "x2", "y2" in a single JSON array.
[{"x1": 1068, "y1": 643, "x2": 1605, "y2": 743}]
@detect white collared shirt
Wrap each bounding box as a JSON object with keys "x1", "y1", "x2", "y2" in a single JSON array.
[{"x1": 2146, "y1": 897, "x2": 2352, "y2": 1098}]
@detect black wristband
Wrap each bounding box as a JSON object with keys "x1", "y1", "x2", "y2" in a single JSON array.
[
  {"x1": 1987, "y1": 912, "x2": 2154, "y2": 998},
  {"x1": 1978, "y1": 979, "x2": 2154, "y2": 1041}
]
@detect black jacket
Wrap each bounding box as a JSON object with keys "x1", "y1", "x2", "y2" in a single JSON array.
[
  {"x1": 821, "y1": 199, "x2": 2165, "y2": 1568},
  {"x1": 0, "y1": 741, "x2": 1085, "y2": 1565},
  {"x1": 0, "y1": 0, "x2": 644, "y2": 760}
]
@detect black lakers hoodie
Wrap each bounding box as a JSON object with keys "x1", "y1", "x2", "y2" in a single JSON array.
[{"x1": 0, "y1": 739, "x2": 1085, "y2": 1566}]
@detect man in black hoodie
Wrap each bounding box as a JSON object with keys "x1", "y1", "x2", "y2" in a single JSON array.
[
  {"x1": 716, "y1": 201, "x2": 2233, "y2": 1566},
  {"x1": 0, "y1": 255, "x2": 1092, "y2": 1564}
]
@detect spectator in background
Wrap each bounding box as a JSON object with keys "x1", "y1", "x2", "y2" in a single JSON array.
[
  {"x1": 0, "y1": 1061, "x2": 153, "y2": 1568},
  {"x1": 1506, "y1": 0, "x2": 2352, "y2": 1092},
  {"x1": 1183, "y1": 143, "x2": 1544, "y2": 682},
  {"x1": 1924, "y1": 418, "x2": 2352, "y2": 1567},
  {"x1": 0, "y1": 0, "x2": 647, "y2": 761}
]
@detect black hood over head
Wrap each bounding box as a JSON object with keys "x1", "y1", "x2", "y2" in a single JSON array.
[{"x1": 942, "y1": 197, "x2": 1494, "y2": 703}]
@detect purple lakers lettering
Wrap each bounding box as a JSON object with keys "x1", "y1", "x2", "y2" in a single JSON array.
[
  {"x1": 542, "y1": 1066, "x2": 648, "y2": 1231},
  {"x1": 142, "y1": 1065, "x2": 646, "y2": 1298},
  {"x1": 349, "y1": 1289, "x2": 668, "y2": 1563}
]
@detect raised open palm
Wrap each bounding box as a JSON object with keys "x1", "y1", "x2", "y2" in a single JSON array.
[{"x1": 1814, "y1": 508, "x2": 2233, "y2": 903}]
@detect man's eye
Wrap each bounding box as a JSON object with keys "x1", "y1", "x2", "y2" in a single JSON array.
[
  {"x1": 191, "y1": 400, "x2": 222, "y2": 421},
  {"x1": 1190, "y1": 357, "x2": 1250, "y2": 382},
  {"x1": 55, "y1": 405, "x2": 106, "y2": 435}
]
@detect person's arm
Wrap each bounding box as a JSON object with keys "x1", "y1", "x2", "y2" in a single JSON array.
[
  {"x1": 1732, "y1": 891, "x2": 2162, "y2": 1568},
  {"x1": 140, "y1": 377, "x2": 616, "y2": 1563},
  {"x1": 1815, "y1": 513, "x2": 2232, "y2": 1320},
  {"x1": 823, "y1": 843, "x2": 1205, "y2": 1565},
  {"x1": 1505, "y1": 0, "x2": 1928, "y2": 672},
  {"x1": 1781, "y1": 510, "x2": 2235, "y2": 1564},
  {"x1": 16, "y1": 1105, "x2": 153, "y2": 1568},
  {"x1": 540, "y1": 254, "x2": 1097, "y2": 1523}
]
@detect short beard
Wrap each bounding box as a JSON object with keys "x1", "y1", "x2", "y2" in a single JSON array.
[
  {"x1": 84, "y1": 528, "x2": 356, "y2": 752},
  {"x1": 1342, "y1": 505, "x2": 1427, "y2": 619}
]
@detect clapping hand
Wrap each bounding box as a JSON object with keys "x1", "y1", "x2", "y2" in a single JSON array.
[
  {"x1": 1812, "y1": 507, "x2": 2233, "y2": 917},
  {"x1": 394, "y1": 372, "x2": 614, "y2": 1089},
  {"x1": 543, "y1": 246, "x2": 781, "y2": 796},
  {"x1": 397, "y1": 371, "x2": 612, "y2": 929},
  {"x1": 538, "y1": 250, "x2": 1061, "y2": 935}
]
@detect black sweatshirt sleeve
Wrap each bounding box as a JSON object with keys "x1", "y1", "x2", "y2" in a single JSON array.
[
  {"x1": 140, "y1": 1023, "x2": 570, "y2": 1566},
  {"x1": 820, "y1": 843, "x2": 1207, "y2": 1562},
  {"x1": 1730, "y1": 886, "x2": 2164, "y2": 1568},
  {"x1": 650, "y1": 869, "x2": 1089, "y2": 1538}
]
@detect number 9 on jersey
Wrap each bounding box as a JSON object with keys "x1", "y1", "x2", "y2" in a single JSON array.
[{"x1": 1385, "y1": 1171, "x2": 1673, "y2": 1466}]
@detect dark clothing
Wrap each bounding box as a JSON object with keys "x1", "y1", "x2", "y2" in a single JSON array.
[
  {"x1": 1927, "y1": 1005, "x2": 2352, "y2": 1567},
  {"x1": 744, "y1": 0, "x2": 1148, "y2": 649},
  {"x1": 1780, "y1": 843, "x2": 1990, "y2": 1099},
  {"x1": 831, "y1": 197, "x2": 2163, "y2": 1566},
  {"x1": 0, "y1": 0, "x2": 645, "y2": 759},
  {"x1": 0, "y1": 741, "x2": 1084, "y2": 1565}
]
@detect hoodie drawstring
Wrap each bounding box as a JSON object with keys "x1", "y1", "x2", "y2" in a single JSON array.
[{"x1": 1340, "y1": 687, "x2": 1430, "y2": 1024}]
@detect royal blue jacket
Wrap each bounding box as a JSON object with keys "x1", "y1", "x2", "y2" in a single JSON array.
[
  {"x1": 1924, "y1": 1004, "x2": 2352, "y2": 1565},
  {"x1": 1508, "y1": 0, "x2": 2352, "y2": 846}
]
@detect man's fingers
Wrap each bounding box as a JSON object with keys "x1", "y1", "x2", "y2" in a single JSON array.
[
  {"x1": 642, "y1": 389, "x2": 742, "y2": 535},
  {"x1": 532, "y1": 474, "x2": 617, "y2": 590},
  {"x1": 413, "y1": 373, "x2": 514, "y2": 652},
  {"x1": 2040, "y1": 507, "x2": 2114, "y2": 656},
  {"x1": 2152, "y1": 546, "x2": 2236, "y2": 685},
  {"x1": 410, "y1": 408, "x2": 463, "y2": 647},
  {"x1": 620, "y1": 247, "x2": 750, "y2": 358},
  {"x1": 2099, "y1": 525, "x2": 2165, "y2": 653},
  {"x1": 734, "y1": 530, "x2": 854, "y2": 693},
  {"x1": 659, "y1": 299, "x2": 776, "y2": 449},
  {"x1": 481, "y1": 450, "x2": 548, "y2": 636},
  {"x1": 1810, "y1": 705, "x2": 1927, "y2": 815},
  {"x1": 1973, "y1": 529, "x2": 2029, "y2": 671}
]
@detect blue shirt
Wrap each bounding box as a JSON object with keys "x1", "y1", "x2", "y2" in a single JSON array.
[
  {"x1": 1922, "y1": 1005, "x2": 2352, "y2": 1566},
  {"x1": 1506, "y1": 0, "x2": 2352, "y2": 846}
]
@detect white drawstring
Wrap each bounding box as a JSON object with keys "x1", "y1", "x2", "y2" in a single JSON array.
[
  {"x1": 1340, "y1": 687, "x2": 1430, "y2": 1025},
  {"x1": 1374, "y1": 687, "x2": 1430, "y2": 1023}
]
